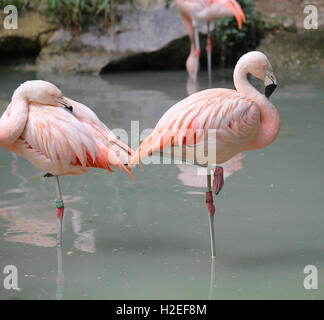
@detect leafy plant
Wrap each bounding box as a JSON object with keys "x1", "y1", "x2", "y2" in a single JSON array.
[
  {"x1": 214, "y1": 0, "x2": 280, "y2": 66},
  {"x1": 33, "y1": 0, "x2": 130, "y2": 33},
  {"x1": 0, "y1": 0, "x2": 30, "y2": 15}
]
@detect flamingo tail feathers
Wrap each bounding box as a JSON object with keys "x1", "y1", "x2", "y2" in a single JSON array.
[
  {"x1": 77, "y1": 146, "x2": 136, "y2": 182},
  {"x1": 227, "y1": 0, "x2": 246, "y2": 30}
]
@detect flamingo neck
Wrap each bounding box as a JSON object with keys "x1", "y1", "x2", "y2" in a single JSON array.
[
  {"x1": 0, "y1": 91, "x2": 28, "y2": 145},
  {"x1": 233, "y1": 64, "x2": 281, "y2": 150}
]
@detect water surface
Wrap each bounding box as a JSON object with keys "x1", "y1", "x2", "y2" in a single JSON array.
[{"x1": 0, "y1": 68, "x2": 323, "y2": 299}]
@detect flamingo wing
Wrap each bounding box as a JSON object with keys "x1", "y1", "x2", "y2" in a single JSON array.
[
  {"x1": 20, "y1": 100, "x2": 134, "y2": 180},
  {"x1": 63, "y1": 97, "x2": 134, "y2": 162},
  {"x1": 132, "y1": 88, "x2": 260, "y2": 165},
  {"x1": 225, "y1": 0, "x2": 246, "y2": 29},
  {"x1": 197, "y1": 0, "x2": 246, "y2": 29}
]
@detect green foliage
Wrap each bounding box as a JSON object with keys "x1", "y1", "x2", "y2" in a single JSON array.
[
  {"x1": 214, "y1": 0, "x2": 280, "y2": 66},
  {"x1": 0, "y1": 0, "x2": 30, "y2": 15},
  {"x1": 33, "y1": 0, "x2": 131, "y2": 33}
]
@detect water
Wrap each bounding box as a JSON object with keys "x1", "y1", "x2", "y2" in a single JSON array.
[{"x1": 0, "y1": 68, "x2": 323, "y2": 300}]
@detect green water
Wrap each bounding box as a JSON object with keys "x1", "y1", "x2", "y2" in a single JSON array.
[{"x1": 0, "y1": 69, "x2": 323, "y2": 299}]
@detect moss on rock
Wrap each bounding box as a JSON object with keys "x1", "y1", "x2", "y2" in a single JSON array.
[{"x1": 258, "y1": 29, "x2": 324, "y2": 77}]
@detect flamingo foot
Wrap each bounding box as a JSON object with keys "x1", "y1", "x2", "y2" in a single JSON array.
[
  {"x1": 43, "y1": 172, "x2": 54, "y2": 178},
  {"x1": 213, "y1": 166, "x2": 224, "y2": 196}
]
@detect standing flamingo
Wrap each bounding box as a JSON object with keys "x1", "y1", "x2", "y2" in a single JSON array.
[
  {"x1": 131, "y1": 51, "x2": 280, "y2": 258},
  {"x1": 0, "y1": 80, "x2": 135, "y2": 246},
  {"x1": 176, "y1": 0, "x2": 246, "y2": 83}
]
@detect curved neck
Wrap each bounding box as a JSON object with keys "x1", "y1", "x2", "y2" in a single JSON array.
[
  {"x1": 233, "y1": 64, "x2": 281, "y2": 150},
  {"x1": 234, "y1": 63, "x2": 262, "y2": 101},
  {"x1": 0, "y1": 91, "x2": 28, "y2": 145}
]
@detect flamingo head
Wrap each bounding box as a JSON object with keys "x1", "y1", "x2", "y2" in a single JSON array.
[
  {"x1": 13, "y1": 80, "x2": 73, "y2": 110},
  {"x1": 237, "y1": 51, "x2": 278, "y2": 98}
]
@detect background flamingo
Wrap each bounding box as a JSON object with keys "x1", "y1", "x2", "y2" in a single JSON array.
[
  {"x1": 176, "y1": 0, "x2": 246, "y2": 83},
  {"x1": 131, "y1": 51, "x2": 280, "y2": 258},
  {"x1": 0, "y1": 80, "x2": 135, "y2": 246}
]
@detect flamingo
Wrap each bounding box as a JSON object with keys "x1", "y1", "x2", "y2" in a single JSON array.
[
  {"x1": 131, "y1": 51, "x2": 280, "y2": 258},
  {"x1": 0, "y1": 80, "x2": 135, "y2": 247},
  {"x1": 176, "y1": 0, "x2": 246, "y2": 83}
]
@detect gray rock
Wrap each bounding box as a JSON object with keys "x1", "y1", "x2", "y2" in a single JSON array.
[{"x1": 37, "y1": 6, "x2": 188, "y2": 74}]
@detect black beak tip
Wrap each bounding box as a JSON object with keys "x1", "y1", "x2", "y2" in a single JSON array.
[
  {"x1": 265, "y1": 84, "x2": 277, "y2": 98},
  {"x1": 65, "y1": 105, "x2": 73, "y2": 113}
]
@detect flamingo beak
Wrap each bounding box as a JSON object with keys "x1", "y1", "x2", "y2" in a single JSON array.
[{"x1": 264, "y1": 71, "x2": 277, "y2": 98}]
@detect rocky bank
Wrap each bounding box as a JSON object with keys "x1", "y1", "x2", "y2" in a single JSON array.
[{"x1": 0, "y1": 0, "x2": 323, "y2": 75}]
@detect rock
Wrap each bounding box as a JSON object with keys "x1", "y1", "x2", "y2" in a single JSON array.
[
  {"x1": 0, "y1": 12, "x2": 57, "y2": 60},
  {"x1": 257, "y1": 28, "x2": 324, "y2": 78},
  {"x1": 2, "y1": 0, "x2": 323, "y2": 75},
  {"x1": 254, "y1": 0, "x2": 324, "y2": 77},
  {"x1": 37, "y1": 5, "x2": 188, "y2": 73},
  {"x1": 254, "y1": 0, "x2": 324, "y2": 30},
  {"x1": 282, "y1": 17, "x2": 297, "y2": 33},
  {"x1": 134, "y1": 0, "x2": 168, "y2": 9}
]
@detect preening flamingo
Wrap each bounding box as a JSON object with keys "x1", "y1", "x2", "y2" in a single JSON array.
[
  {"x1": 176, "y1": 0, "x2": 246, "y2": 82},
  {"x1": 131, "y1": 51, "x2": 280, "y2": 257},
  {"x1": 0, "y1": 80, "x2": 135, "y2": 246}
]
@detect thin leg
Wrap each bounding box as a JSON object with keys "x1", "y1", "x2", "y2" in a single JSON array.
[
  {"x1": 206, "y1": 22, "x2": 212, "y2": 87},
  {"x1": 208, "y1": 258, "x2": 216, "y2": 300},
  {"x1": 54, "y1": 175, "x2": 64, "y2": 247},
  {"x1": 193, "y1": 20, "x2": 200, "y2": 80},
  {"x1": 56, "y1": 246, "x2": 64, "y2": 300},
  {"x1": 206, "y1": 173, "x2": 216, "y2": 258}
]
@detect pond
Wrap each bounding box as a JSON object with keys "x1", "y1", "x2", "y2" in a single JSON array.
[{"x1": 0, "y1": 68, "x2": 323, "y2": 299}]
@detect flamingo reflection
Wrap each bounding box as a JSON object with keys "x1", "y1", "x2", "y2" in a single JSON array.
[
  {"x1": 0, "y1": 154, "x2": 96, "y2": 252},
  {"x1": 177, "y1": 152, "x2": 244, "y2": 192}
]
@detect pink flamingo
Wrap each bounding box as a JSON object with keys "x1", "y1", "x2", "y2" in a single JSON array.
[
  {"x1": 131, "y1": 51, "x2": 280, "y2": 257},
  {"x1": 0, "y1": 80, "x2": 135, "y2": 246},
  {"x1": 175, "y1": 0, "x2": 246, "y2": 82}
]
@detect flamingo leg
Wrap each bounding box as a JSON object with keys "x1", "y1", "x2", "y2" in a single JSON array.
[
  {"x1": 56, "y1": 246, "x2": 64, "y2": 300},
  {"x1": 205, "y1": 166, "x2": 225, "y2": 258},
  {"x1": 206, "y1": 173, "x2": 216, "y2": 258},
  {"x1": 206, "y1": 22, "x2": 212, "y2": 87},
  {"x1": 209, "y1": 258, "x2": 216, "y2": 300},
  {"x1": 54, "y1": 175, "x2": 64, "y2": 247},
  {"x1": 193, "y1": 20, "x2": 200, "y2": 80}
]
